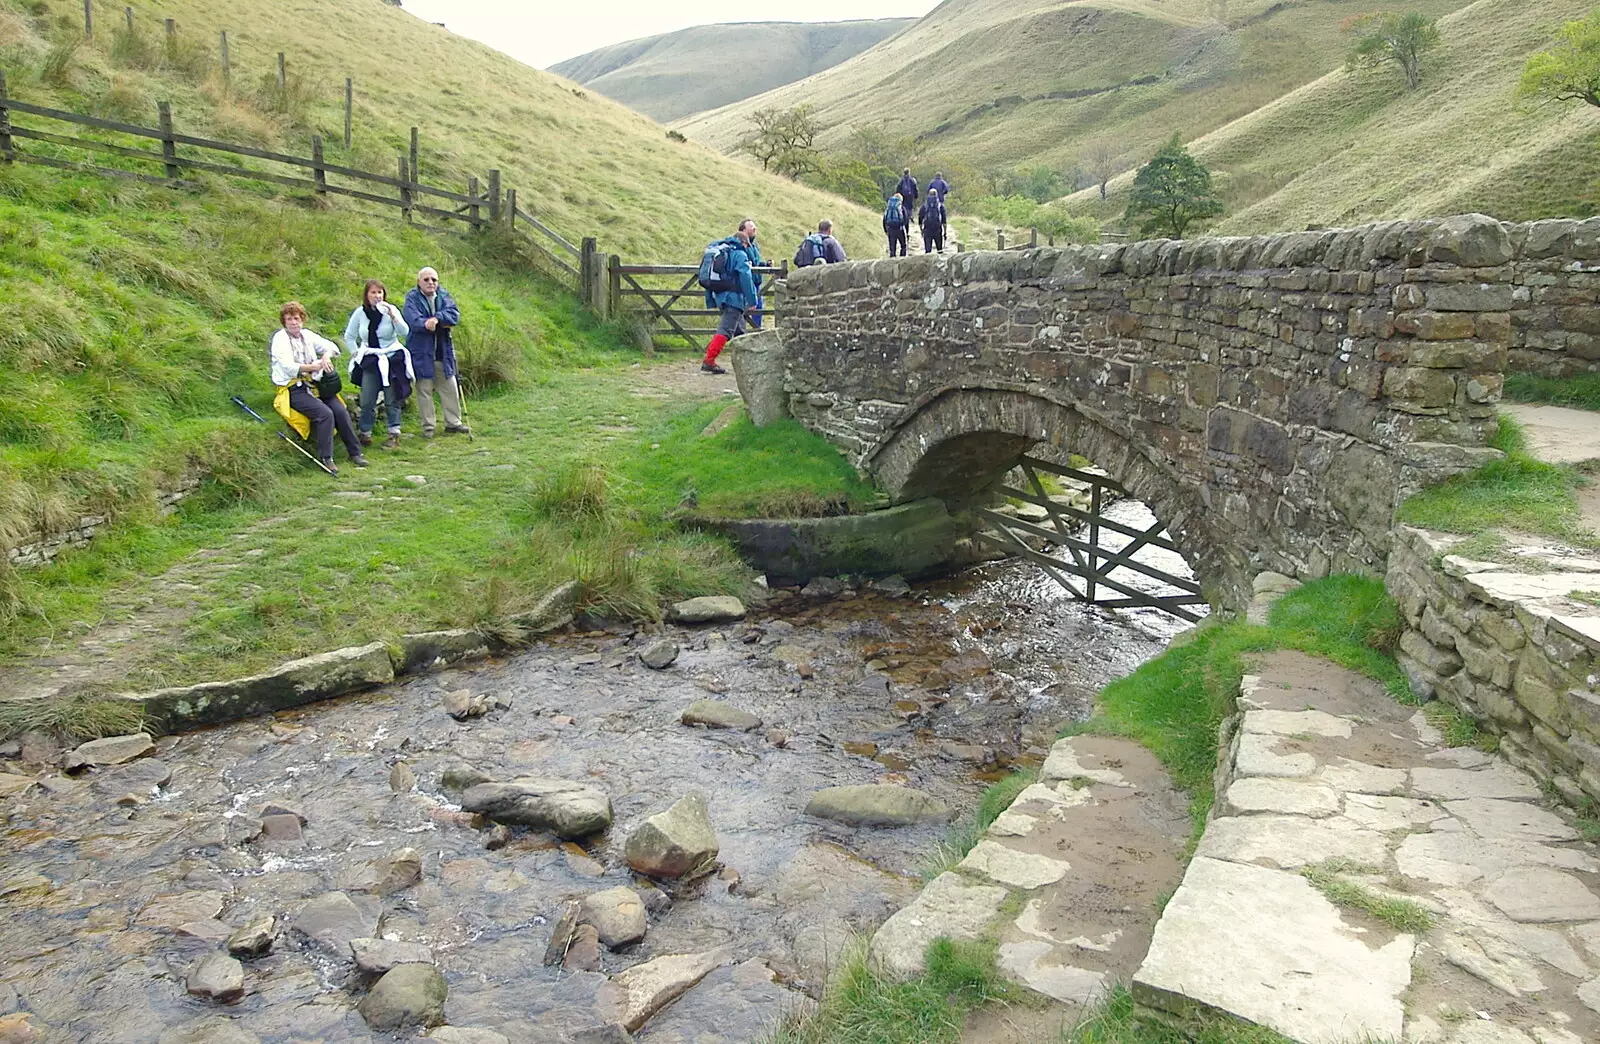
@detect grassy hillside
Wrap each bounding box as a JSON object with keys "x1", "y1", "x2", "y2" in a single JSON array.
[
  {"x1": 675, "y1": 0, "x2": 1474, "y2": 180},
  {"x1": 549, "y1": 18, "x2": 913, "y2": 123},
  {"x1": 1065, "y1": 0, "x2": 1600, "y2": 231}
]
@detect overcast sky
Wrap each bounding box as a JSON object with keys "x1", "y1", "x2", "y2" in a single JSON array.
[{"x1": 402, "y1": 1, "x2": 941, "y2": 69}]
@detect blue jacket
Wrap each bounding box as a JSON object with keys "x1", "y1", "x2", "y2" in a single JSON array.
[
  {"x1": 402, "y1": 286, "x2": 461, "y2": 380},
  {"x1": 704, "y1": 236, "x2": 762, "y2": 312},
  {"x1": 929, "y1": 176, "x2": 950, "y2": 199}
]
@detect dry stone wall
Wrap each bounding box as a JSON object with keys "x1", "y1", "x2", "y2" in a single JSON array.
[
  {"x1": 773, "y1": 214, "x2": 1600, "y2": 607},
  {"x1": 1388, "y1": 526, "x2": 1600, "y2": 804},
  {"x1": 6, "y1": 478, "x2": 200, "y2": 568}
]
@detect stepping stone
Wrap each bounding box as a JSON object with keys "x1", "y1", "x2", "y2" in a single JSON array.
[
  {"x1": 1225, "y1": 778, "x2": 1340, "y2": 817},
  {"x1": 1234, "y1": 734, "x2": 1317, "y2": 779},
  {"x1": 1241, "y1": 710, "x2": 1352, "y2": 738},
  {"x1": 1134, "y1": 856, "x2": 1412, "y2": 1043},
  {"x1": 1039, "y1": 740, "x2": 1133, "y2": 788},
  {"x1": 1340, "y1": 794, "x2": 1450, "y2": 831},
  {"x1": 870, "y1": 872, "x2": 1007, "y2": 979},
  {"x1": 958, "y1": 840, "x2": 1070, "y2": 889},
  {"x1": 1485, "y1": 867, "x2": 1600, "y2": 923},
  {"x1": 1395, "y1": 833, "x2": 1598, "y2": 887},
  {"x1": 1312, "y1": 758, "x2": 1407, "y2": 794},
  {"x1": 1196, "y1": 814, "x2": 1388, "y2": 870},
  {"x1": 997, "y1": 939, "x2": 1107, "y2": 1004},
  {"x1": 1444, "y1": 798, "x2": 1579, "y2": 843}
]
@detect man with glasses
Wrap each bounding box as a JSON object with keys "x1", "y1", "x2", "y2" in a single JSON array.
[{"x1": 402, "y1": 266, "x2": 469, "y2": 437}]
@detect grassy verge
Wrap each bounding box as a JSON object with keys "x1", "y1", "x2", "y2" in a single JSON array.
[
  {"x1": 1504, "y1": 373, "x2": 1600, "y2": 413},
  {"x1": 1299, "y1": 860, "x2": 1434, "y2": 933},
  {"x1": 1067, "y1": 987, "x2": 1294, "y2": 1044},
  {"x1": 1397, "y1": 417, "x2": 1598, "y2": 547},
  {"x1": 767, "y1": 939, "x2": 1013, "y2": 1044},
  {"x1": 1423, "y1": 701, "x2": 1500, "y2": 753},
  {"x1": 921, "y1": 768, "x2": 1037, "y2": 879},
  {"x1": 1067, "y1": 575, "x2": 1408, "y2": 842}
]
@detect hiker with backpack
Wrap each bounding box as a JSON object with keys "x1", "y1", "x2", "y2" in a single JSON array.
[
  {"x1": 699, "y1": 218, "x2": 762, "y2": 375},
  {"x1": 883, "y1": 194, "x2": 909, "y2": 257},
  {"x1": 793, "y1": 220, "x2": 847, "y2": 267},
  {"x1": 929, "y1": 171, "x2": 951, "y2": 204},
  {"x1": 896, "y1": 168, "x2": 919, "y2": 217},
  {"x1": 270, "y1": 301, "x2": 367, "y2": 474},
  {"x1": 919, "y1": 189, "x2": 948, "y2": 255}
]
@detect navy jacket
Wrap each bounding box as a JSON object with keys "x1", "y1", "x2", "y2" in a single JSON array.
[
  {"x1": 929, "y1": 176, "x2": 950, "y2": 199},
  {"x1": 919, "y1": 198, "x2": 947, "y2": 231},
  {"x1": 401, "y1": 286, "x2": 460, "y2": 380},
  {"x1": 896, "y1": 174, "x2": 919, "y2": 209}
]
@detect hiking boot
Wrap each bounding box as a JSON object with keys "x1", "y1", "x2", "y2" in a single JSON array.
[
  {"x1": 320, "y1": 458, "x2": 339, "y2": 476},
  {"x1": 444, "y1": 424, "x2": 470, "y2": 435},
  {"x1": 700, "y1": 362, "x2": 727, "y2": 375},
  {"x1": 422, "y1": 429, "x2": 435, "y2": 440},
  {"x1": 350, "y1": 454, "x2": 370, "y2": 468},
  {"x1": 358, "y1": 432, "x2": 372, "y2": 447},
  {"x1": 383, "y1": 433, "x2": 401, "y2": 450}
]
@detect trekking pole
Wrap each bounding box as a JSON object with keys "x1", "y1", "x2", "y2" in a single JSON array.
[
  {"x1": 230, "y1": 395, "x2": 335, "y2": 475},
  {"x1": 456, "y1": 378, "x2": 474, "y2": 443}
]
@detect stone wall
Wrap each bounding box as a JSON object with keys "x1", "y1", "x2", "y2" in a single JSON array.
[
  {"x1": 1388, "y1": 526, "x2": 1600, "y2": 804},
  {"x1": 6, "y1": 478, "x2": 201, "y2": 568},
  {"x1": 772, "y1": 215, "x2": 1600, "y2": 607}
]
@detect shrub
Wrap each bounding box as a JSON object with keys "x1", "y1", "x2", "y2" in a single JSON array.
[
  {"x1": 453, "y1": 316, "x2": 524, "y2": 393},
  {"x1": 39, "y1": 34, "x2": 79, "y2": 86},
  {"x1": 97, "y1": 75, "x2": 153, "y2": 121},
  {"x1": 666, "y1": 129, "x2": 687, "y2": 143}
]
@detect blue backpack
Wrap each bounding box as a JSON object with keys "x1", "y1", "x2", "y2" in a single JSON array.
[
  {"x1": 697, "y1": 240, "x2": 740, "y2": 293},
  {"x1": 794, "y1": 233, "x2": 827, "y2": 267},
  {"x1": 884, "y1": 198, "x2": 905, "y2": 227}
]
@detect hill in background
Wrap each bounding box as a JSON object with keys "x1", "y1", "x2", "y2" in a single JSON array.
[
  {"x1": 549, "y1": 18, "x2": 913, "y2": 123},
  {"x1": 1065, "y1": 0, "x2": 1600, "y2": 231}
]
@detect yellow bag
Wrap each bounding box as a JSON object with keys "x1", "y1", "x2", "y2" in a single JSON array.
[{"x1": 273, "y1": 384, "x2": 312, "y2": 440}]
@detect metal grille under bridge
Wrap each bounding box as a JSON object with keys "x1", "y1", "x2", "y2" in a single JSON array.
[{"x1": 976, "y1": 456, "x2": 1207, "y2": 623}]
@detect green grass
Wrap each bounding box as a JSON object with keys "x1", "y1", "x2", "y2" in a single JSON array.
[
  {"x1": 0, "y1": 686, "x2": 146, "y2": 743},
  {"x1": 1067, "y1": 986, "x2": 1295, "y2": 1044},
  {"x1": 1067, "y1": 575, "x2": 1409, "y2": 840},
  {"x1": 921, "y1": 767, "x2": 1038, "y2": 878},
  {"x1": 1299, "y1": 860, "x2": 1435, "y2": 934},
  {"x1": 1398, "y1": 416, "x2": 1598, "y2": 547},
  {"x1": 766, "y1": 938, "x2": 1013, "y2": 1044},
  {"x1": 1570, "y1": 589, "x2": 1600, "y2": 607},
  {"x1": 1504, "y1": 372, "x2": 1600, "y2": 412},
  {"x1": 617, "y1": 406, "x2": 881, "y2": 519},
  {"x1": 1423, "y1": 701, "x2": 1500, "y2": 752}
]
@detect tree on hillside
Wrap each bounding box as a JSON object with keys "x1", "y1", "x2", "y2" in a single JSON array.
[
  {"x1": 1124, "y1": 134, "x2": 1223, "y2": 239},
  {"x1": 1080, "y1": 140, "x2": 1129, "y2": 200},
  {"x1": 805, "y1": 156, "x2": 887, "y2": 210},
  {"x1": 1517, "y1": 10, "x2": 1600, "y2": 108},
  {"x1": 739, "y1": 105, "x2": 824, "y2": 179},
  {"x1": 1345, "y1": 11, "x2": 1440, "y2": 91}
]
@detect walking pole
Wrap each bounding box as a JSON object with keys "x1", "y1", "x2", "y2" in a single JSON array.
[
  {"x1": 456, "y1": 376, "x2": 473, "y2": 443},
  {"x1": 231, "y1": 395, "x2": 335, "y2": 475}
]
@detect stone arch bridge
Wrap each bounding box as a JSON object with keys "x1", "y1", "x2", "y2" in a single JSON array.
[{"x1": 750, "y1": 214, "x2": 1600, "y2": 611}]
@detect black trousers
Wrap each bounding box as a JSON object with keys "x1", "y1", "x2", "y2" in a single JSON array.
[
  {"x1": 887, "y1": 225, "x2": 908, "y2": 257},
  {"x1": 288, "y1": 384, "x2": 362, "y2": 461},
  {"x1": 922, "y1": 225, "x2": 944, "y2": 254}
]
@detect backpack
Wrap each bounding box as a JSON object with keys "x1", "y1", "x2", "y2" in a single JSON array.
[
  {"x1": 794, "y1": 234, "x2": 826, "y2": 267},
  {"x1": 697, "y1": 240, "x2": 740, "y2": 293},
  {"x1": 884, "y1": 198, "x2": 905, "y2": 227}
]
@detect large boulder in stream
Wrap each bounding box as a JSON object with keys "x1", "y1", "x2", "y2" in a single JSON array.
[
  {"x1": 805, "y1": 785, "x2": 950, "y2": 827},
  {"x1": 358, "y1": 963, "x2": 447, "y2": 1031},
  {"x1": 459, "y1": 778, "x2": 613, "y2": 838},
  {"x1": 625, "y1": 792, "x2": 719, "y2": 878}
]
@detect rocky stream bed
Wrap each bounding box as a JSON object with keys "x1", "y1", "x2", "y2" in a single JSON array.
[{"x1": 0, "y1": 505, "x2": 1193, "y2": 1044}]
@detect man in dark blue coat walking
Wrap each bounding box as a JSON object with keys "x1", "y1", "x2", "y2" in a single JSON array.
[
  {"x1": 402, "y1": 266, "x2": 469, "y2": 436},
  {"x1": 896, "y1": 168, "x2": 919, "y2": 217}
]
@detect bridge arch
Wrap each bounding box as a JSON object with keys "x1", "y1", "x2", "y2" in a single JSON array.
[{"x1": 860, "y1": 386, "x2": 1231, "y2": 606}]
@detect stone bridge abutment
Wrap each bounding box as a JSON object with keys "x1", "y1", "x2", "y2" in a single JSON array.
[{"x1": 758, "y1": 214, "x2": 1600, "y2": 610}]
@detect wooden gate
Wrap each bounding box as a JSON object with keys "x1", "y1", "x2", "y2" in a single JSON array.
[
  {"x1": 610, "y1": 263, "x2": 788, "y2": 351},
  {"x1": 975, "y1": 456, "x2": 1207, "y2": 622}
]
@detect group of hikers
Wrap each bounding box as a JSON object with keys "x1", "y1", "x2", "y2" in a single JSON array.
[
  {"x1": 692, "y1": 169, "x2": 953, "y2": 374},
  {"x1": 268, "y1": 265, "x2": 469, "y2": 474}
]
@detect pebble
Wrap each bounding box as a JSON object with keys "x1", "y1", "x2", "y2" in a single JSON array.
[
  {"x1": 260, "y1": 814, "x2": 303, "y2": 841},
  {"x1": 350, "y1": 937, "x2": 435, "y2": 974},
  {"x1": 388, "y1": 762, "x2": 417, "y2": 792},
  {"x1": 226, "y1": 916, "x2": 275, "y2": 957},
  {"x1": 186, "y1": 953, "x2": 245, "y2": 1003},
  {"x1": 358, "y1": 963, "x2": 448, "y2": 1031},
  {"x1": 639, "y1": 639, "x2": 679, "y2": 670},
  {"x1": 580, "y1": 886, "x2": 648, "y2": 949},
  {"x1": 765, "y1": 729, "x2": 790, "y2": 748},
  {"x1": 403, "y1": 475, "x2": 428, "y2": 487},
  {"x1": 483, "y1": 824, "x2": 512, "y2": 850},
  {"x1": 543, "y1": 901, "x2": 580, "y2": 966},
  {"x1": 442, "y1": 689, "x2": 491, "y2": 720}
]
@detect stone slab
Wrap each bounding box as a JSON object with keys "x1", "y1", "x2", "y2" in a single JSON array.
[
  {"x1": 1241, "y1": 710, "x2": 1353, "y2": 738},
  {"x1": 1234, "y1": 733, "x2": 1317, "y2": 779},
  {"x1": 1133, "y1": 857, "x2": 1412, "y2": 1044},
  {"x1": 997, "y1": 940, "x2": 1107, "y2": 1005},
  {"x1": 1445, "y1": 798, "x2": 1580, "y2": 843},
  {"x1": 1484, "y1": 867, "x2": 1600, "y2": 923},
  {"x1": 1225, "y1": 778, "x2": 1340, "y2": 817},
  {"x1": 1196, "y1": 814, "x2": 1389, "y2": 870},
  {"x1": 869, "y1": 871, "x2": 1007, "y2": 979},
  {"x1": 1395, "y1": 833, "x2": 1598, "y2": 887},
  {"x1": 958, "y1": 840, "x2": 1071, "y2": 890},
  {"x1": 1410, "y1": 765, "x2": 1543, "y2": 801}
]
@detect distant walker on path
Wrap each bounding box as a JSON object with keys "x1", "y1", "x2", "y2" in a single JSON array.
[
  {"x1": 929, "y1": 171, "x2": 950, "y2": 203},
  {"x1": 402, "y1": 266, "x2": 470, "y2": 438},
  {"x1": 919, "y1": 190, "x2": 947, "y2": 255},
  {"x1": 896, "y1": 168, "x2": 919, "y2": 216},
  {"x1": 883, "y1": 194, "x2": 909, "y2": 258}
]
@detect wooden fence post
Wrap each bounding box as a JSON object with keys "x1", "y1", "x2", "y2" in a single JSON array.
[
  {"x1": 579, "y1": 237, "x2": 598, "y2": 312},
  {"x1": 0, "y1": 70, "x2": 12, "y2": 161},
  {"x1": 311, "y1": 135, "x2": 326, "y2": 195},
  {"x1": 487, "y1": 169, "x2": 501, "y2": 224},
  {"x1": 997, "y1": 229, "x2": 1005, "y2": 250},
  {"x1": 343, "y1": 78, "x2": 352, "y2": 149},
  {"x1": 604, "y1": 254, "x2": 620, "y2": 322},
  {"x1": 467, "y1": 175, "x2": 480, "y2": 226},
  {"x1": 277, "y1": 52, "x2": 286, "y2": 92},
  {"x1": 124, "y1": 7, "x2": 133, "y2": 33},
  {"x1": 398, "y1": 153, "x2": 412, "y2": 221},
  {"x1": 83, "y1": 0, "x2": 92, "y2": 39},
  {"x1": 1029, "y1": 227, "x2": 1038, "y2": 248},
  {"x1": 219, "y1": 32, "x2": 229, "y2": 89},
  {"x1": 157, "y1": 101, "x2": 178, "y2": 181},
  {"x1": 408, "y1": 127, "x2": 418, "y2": 185},
  {"x1": 164, "y1": 18, "x2": 175, "y2": 46},
  {"x1": 506, "y1": 188, "x2": 516, "y2": 232}
]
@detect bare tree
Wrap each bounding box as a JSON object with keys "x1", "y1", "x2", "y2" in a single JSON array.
[
  {"x1": 738, "y1": 105, "x2": 824, "y2": 179},
  {"x1": 1080, "y1": 140, "x2": 1128, "y2": 200}
]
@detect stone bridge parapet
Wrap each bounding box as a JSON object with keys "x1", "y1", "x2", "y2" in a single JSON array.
[{"x1": 765, "y1": 214, "x2": 1600, "y2": 609}]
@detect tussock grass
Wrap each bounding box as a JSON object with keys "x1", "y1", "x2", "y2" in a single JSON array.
[
  {"x1": 109, "y1": 25, "x2": 162, "y2": 70},
  {"x1": 530, "y1": 461, "x2": 612, "y2": 522},
  {"x1": 1300, "y1": 859, "x2": 1434, "y2": 934},
  {"x1": 922, "y1": 767, "x2": 1037, "y2": 879},
  {"x1": 1398, "y1": 416, "x2": 1598, "y2": 547},
  {"x1": 1423, "y1": 701, "x2": 1500, "y2": 752},
  {"x1": 1068, "y1": 575, "x2": 1409, "y2": 839},
  {"x1": 1068, "y1": 985, "x2": 1295, "y2": 1044},
  {"x1": 1504, "y1": 372, "x2": 1600, "y2": 413},
  {"x1": 766, "y1": 938, "x2": 1011, "y2": 1044},
  {"x1": 0, "y1": 686, "x2": 146, "y2": 742}
]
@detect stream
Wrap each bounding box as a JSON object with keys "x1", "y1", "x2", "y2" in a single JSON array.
[{"x1": 0, "y1": 503, "x2": 1197, "y2": 1044}]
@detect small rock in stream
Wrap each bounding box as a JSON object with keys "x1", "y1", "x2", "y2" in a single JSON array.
[
  {"x1": 580, "y1": 886, "x2": 648, "y2": 949},
  {"x1": 564, "y1": 923, "x2": 603, "y2": 972},
  {"x1": 801, "y1": 576, "x2": 848, "y2": 599},
  {"x1": 291, "y1": 891, "x2": 380, "y2": 956},
  {"x1": 63, "y1": 733, "x2": 154, "y2": 772},
  {"x1": 388, "y1": 762, "x2": 416, "y2": 792},
  {"x1": 350, "y1": 937, "x2": 435, "y2": 974},
  {"x1": 483, "y1": 823, "x2": 512, "y2": 850},
  {"x1": 358, "y1": 963, "x2": 448, "y2": 1031},
  {"x1": 442, "y1": 689, "x2": 492, "y2": 720},
  {"x1": 460, "y1": 778, "x2": 613, "y2": 838},
  {"x1": 441, "y1": 763, "x2": 492, "y2": 792},
  {"x1": 638, "y1": 639, "x2": 679, "y2": 669},
  {"x1": 805, "y1": 785, "x2": 950, "y2": 827},
  {"x1": 89, "y1": 758, "x2": 171, "y2": 798},
  {"x1": 666, "y1": 596, "x2": 746, "y2": 624},
  {"x1": 624, "y1": 792, "x2": 719, "y2": 879},
  {"x1": 543, "y1": 901, "x2": 580, "y2": 966},
  {"x1": 680, "y1": 699, "x2": 761, "y2": 731},
  {"x1": 226, "y1": 916, "x2": 275, "y2": 957},
  {"x1": 259, "y1": 802, "x2": 307, "y2": 823},
  {"x1": 593, "y1": 947, "x2": 733, "y2": 1032},
  {"x1": 186, "y1": 953, "x2": 245, "y2": 1003},
  {"x1": 370, "y1": 847, "x2": 423, "y2": 893},
  {"x1": 869, "y1": 575, "x2": 912, "y2": 598},
  {"x1": 259, "y1": 814, "x2": 303, "y2": 842},
  {"x1": 765, "y1": 729, "x2": 789, "y2": 748}
]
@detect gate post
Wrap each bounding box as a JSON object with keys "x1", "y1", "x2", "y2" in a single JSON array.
[
  {"x1": 579, "y1": 237, "x2": 598, "y2": 313},
  {"x1": 605, "y1": 255, "x2": 621, "y2": 322}
]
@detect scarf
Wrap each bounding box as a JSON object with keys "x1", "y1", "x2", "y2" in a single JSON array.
[{"x1": 363, "y1": 303, "x2": 383, "y2": 350}]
